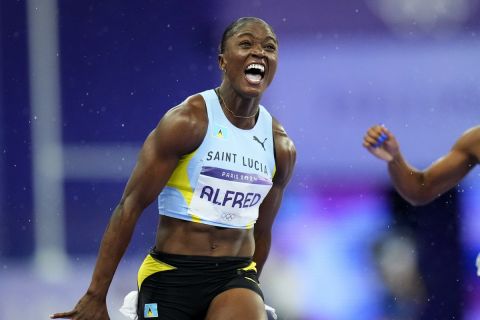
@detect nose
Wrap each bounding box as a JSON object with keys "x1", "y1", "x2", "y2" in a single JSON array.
[{"x1": 251, "y1": 45, "x2": 265, "y2": 57}]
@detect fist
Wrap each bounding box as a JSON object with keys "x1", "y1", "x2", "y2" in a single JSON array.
[{"x1": 363, "y1": 125, "x2": 399, "y2": 162}]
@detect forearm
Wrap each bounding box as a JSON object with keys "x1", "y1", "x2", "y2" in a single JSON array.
[
  {"x1": 388, "y1": 155, "x2": 432, "y2": 205},
  {"x1": 87, "y1": 202, "x2": 140, "y2": 297}
]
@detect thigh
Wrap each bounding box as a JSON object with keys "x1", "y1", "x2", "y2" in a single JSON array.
[{"x1": 205, "y1": 288, "x2": 266, "y2": 320}]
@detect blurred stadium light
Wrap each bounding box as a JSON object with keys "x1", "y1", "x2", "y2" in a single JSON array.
[{"x1": 26, "y1": 0, "x2": 68, "y2": 280}]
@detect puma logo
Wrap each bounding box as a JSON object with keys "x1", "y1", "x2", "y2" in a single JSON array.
[{"x1": 253, "y1": 136, "x2": 267, "y2": 151}]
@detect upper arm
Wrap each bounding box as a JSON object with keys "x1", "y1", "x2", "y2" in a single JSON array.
[
  {"x1": 119, "y1": 96, "x2": 207, "y2": 216},
  {"x1": 423, "y1": 126, "x2": 479, "y2": 194},
  {"x1": 255, "y1": 119, "x2": 296, "y2": 233}
]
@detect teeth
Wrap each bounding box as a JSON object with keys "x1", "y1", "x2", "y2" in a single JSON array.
[{"x1": 246, "y1": 64, "x2": 265, "y2": 73}]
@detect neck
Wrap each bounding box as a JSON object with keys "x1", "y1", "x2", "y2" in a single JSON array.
[{"x1": 216, "y1": 85, "x2": 261, "y2": 119}]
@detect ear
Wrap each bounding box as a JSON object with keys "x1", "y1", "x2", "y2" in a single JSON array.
[{"x1": 218, "y1": 53, "x2": 226, "y2": 71}]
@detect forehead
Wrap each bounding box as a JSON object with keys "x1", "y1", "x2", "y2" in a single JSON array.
[{"x1": 231, "y1": 21, "x2": 277, "y2": 42}]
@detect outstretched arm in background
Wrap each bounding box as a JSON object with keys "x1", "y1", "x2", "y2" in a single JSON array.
[{"x1": 363, "y1": 125, "x2": 479, "y2": 206}]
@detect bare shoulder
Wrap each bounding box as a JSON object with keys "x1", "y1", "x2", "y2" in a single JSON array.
[
  {"x1": 160, "y1": 94, "x2": 207, "y2": 130},
  {"x1": 151, "y1": 93, "x2": 208, "y2": 156},
  {"x1": 462, "y1": 125, "x2": 480, "y2": 141},
  {"x1": 453, "y1": 125, "x2": 480, "y2": 161},
  {"x1": 272, "y1": 117, "x2": 296, "y2": 185},
  {"x1": 272, "y1": 117, "x2": 296, "y2": 154}
]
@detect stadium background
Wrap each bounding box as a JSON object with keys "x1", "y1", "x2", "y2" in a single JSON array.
[{"x1": 2, "y1": 0, "x2": 480, "y2": 319}]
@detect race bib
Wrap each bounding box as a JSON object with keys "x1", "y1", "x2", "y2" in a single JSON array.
[{"x1": 189, "y1": 167, "x2": 273, "y2": 228}]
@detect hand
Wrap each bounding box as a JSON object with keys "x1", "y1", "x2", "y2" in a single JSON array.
[
  {"x1": 50, "y1": 293, "x2": 110, "y2": 320},
  {"x1": 265, "y1": 304, "x2": 278, "y2": 320},
  {"x1": 363, "y1": 125, "x2": 399, "y2": 162}
]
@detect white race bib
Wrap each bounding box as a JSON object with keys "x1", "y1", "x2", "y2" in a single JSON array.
[{"x1": 189, "y1": 167, "x2": 272, "y2": 228}]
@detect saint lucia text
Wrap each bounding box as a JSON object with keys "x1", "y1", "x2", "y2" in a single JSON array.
[{"x1": 206, "y1": 151, "x2": 268, "y2": 174}]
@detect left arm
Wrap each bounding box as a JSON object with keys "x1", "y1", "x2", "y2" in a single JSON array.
[{"x1": 253, "y1": 118, "x2": 296, "y2": 277}]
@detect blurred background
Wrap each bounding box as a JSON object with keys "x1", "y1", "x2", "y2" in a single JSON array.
[{"x1": 1, "y1": 0, "x2": 480, "y2": 319}]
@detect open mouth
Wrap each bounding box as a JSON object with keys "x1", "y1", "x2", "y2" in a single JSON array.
[{"x1": 244, "y1": 63, "x2": 265, "y2": 84}]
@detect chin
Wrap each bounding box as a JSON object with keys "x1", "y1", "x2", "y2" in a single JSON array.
[{"x1": 241, "y1": 82, "x2": 267, "y2": 98}]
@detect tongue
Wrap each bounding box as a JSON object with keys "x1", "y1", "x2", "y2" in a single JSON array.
[{"x1": 245, "y1": 73, "x2": 262, "y2": 83}]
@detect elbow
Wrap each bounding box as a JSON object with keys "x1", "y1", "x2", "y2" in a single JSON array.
[
  {"x1": 399, "y1": 175, "x2": 437, "y2": 206},
  {"x1": 403, "y1": 191, "x2": 435, "y2": 207},
  {"x1": 406, "y1": 198, "x2": 431, "y2": 207}
]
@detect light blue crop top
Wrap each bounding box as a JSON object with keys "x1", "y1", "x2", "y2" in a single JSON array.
[{"x1": 157, "y1": 89, "x2": 276, "y2": 229}]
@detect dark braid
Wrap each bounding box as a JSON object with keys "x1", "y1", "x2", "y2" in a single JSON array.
[{"x1": 219, "y1": 17, "x2": 276, "y2": 54}]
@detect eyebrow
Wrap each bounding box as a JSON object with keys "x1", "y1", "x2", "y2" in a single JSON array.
[{"x1": 236, "y1": 32, "x2": 278, "y2": 44}]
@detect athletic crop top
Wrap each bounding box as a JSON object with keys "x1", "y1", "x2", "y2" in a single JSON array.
[{"x1": 157, "y1": 89, "x2": 276, "y2": 229}]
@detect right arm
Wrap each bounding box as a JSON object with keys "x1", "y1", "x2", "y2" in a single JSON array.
[
  {"x1": 51, "y1": 96, "x2": 207, "y2": 320},
  {"x1": 363, "y1": 125, "x2": 479, "y2": 206}
]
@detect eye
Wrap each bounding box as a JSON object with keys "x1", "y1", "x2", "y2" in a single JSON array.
[
  {"x1": 239, "y1": 41, "x2": 252, "y2": 48},
  {"x1": 264, "y1": 43, "x2": 277, "y2": 52}
]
